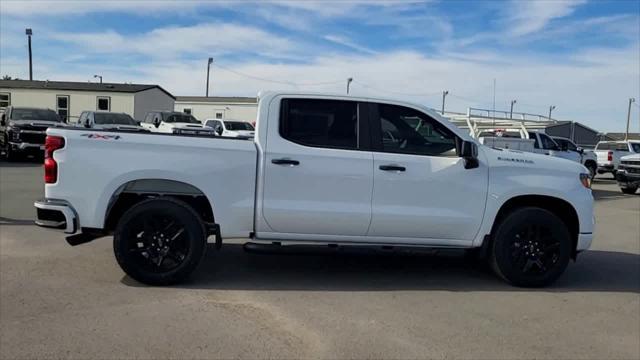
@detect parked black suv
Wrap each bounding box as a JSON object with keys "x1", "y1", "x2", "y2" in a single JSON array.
[{"x1": 1, "y1": 106, "x2": 65, "y2": 161}]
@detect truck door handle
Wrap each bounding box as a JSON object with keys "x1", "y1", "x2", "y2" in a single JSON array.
[
  {"x1": 379, "y1": 165, "x2": 406, "y2": 172},
  {"x1": 272, "y1": 158, "x2": 300, "y2": 166}
]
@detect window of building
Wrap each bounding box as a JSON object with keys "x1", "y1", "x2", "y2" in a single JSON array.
[
  {"x1": 97, "y1": 96, "x2": 110, "y2": 111},
  {"x1": 280, "y1": 98, "x2": 358, "y2": 150},
  {"x1": 374, "y1": 103, "x2": 456, "y2": 156},
  {"x1": 183, "y1": 108, "x2": 192, "y2": 115},
  {"x1": 56, "y1": 95, "x2": 70, "y2": 121},
  {"x1": 215, "y1": 111, "x2": 223, "y2": 119},
  {"x1": 0, "y1": 92, "x2": 10, "y2": 108}
]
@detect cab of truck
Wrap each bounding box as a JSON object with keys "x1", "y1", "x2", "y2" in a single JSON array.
[
  {"x1": 141, "y1": 111, "x2": 216, "y2": 136},
  {"x1": 1, "y1": 106, "x2": 65, "y2": 160}
]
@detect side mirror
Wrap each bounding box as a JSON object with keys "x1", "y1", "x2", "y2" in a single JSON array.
[
  {"x1": 84, "y1": 118, "x2": 91, "y2": 128},
  {"x1": 459, "y1": 140, "x2": 479, "y2": 169},
  {"x1": 215, "y1": 126, "x2": 223, "y2": 135},
  {"x1": 577, "y1": 147, "x2": 584, "y2": 154},
  {"x1": 153, "y1": 118, "x2": 161, "y2": 128}
]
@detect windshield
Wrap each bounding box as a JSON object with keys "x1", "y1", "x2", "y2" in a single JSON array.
[
  {"x1": 163, "y1": 113, "x2": 200, "y2": 124},
  {"x1": 10, "y1": 108, "x2": 61, "y2": 122},
  {"x1": 224, "y1": 121, "x2": 254, "y2": 131},
  {"x1": 631, "y1": 143, "x2": 640, "y2": 152},
  {"x1": 94, "y1": 113, "x2": 137, "y2": 125}
]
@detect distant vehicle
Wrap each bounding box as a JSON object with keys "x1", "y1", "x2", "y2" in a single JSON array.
[
  {"x1": 594, "y1": 141, "x2": 640, "y2": 177},
  {"x1": 76, "y1": 111, "x2": 149, "y2": 132},
  {"x1": 203, "y1": 119, "x2": 255, "y2": 138},
  {"x1": 0, "y1": 106, "x2": 65, "y2": 161},
  {"x1": 616, "y1": 153, "x2": 640, "y2": 194},
  {"x1": 141, "y1": 111, "x2": 216, "y2": 136},
  {"x1": 551, "y1": 136, "x2": 598, "y2": 179},
  {"x1": 34, "y1": 91, "x2": 594, "y2": 288}
]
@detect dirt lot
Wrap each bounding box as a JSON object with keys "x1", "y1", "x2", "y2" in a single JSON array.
[{"x1": 1, "y1": 161, "x2": 638, "y2": 359}]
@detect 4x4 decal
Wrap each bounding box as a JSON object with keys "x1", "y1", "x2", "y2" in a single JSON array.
[{"x1": 81, "y1": 134, "x2": 121, "y2": 140}]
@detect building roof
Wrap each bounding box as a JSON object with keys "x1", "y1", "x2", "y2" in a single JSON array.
[
  {"x1": 0, "y1": 79, "x2": 175, "y2": 99},
  {"x1": 602, "y1": 132, "x2": 640, "y2": 141},
  {"x1": 175, "y1": 96, "x2": 257, "y2": 104}
]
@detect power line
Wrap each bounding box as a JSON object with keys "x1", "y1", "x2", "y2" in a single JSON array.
[
  {"x1": 212, "y1": 63, "x2": 343, "y2": 88},
  {"x1": 351, "y1": 80, "x2": 441, "y2": 98}
]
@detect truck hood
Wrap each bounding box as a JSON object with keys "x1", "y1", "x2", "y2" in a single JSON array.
[
  {"x1": 483, "y1": 146, "x2": 587, "y2": 174},
  {"x1": 621, "y1": 153, "x2": 640, "y2": 161},
  {"x1": 169, "y1": 123, "x2": 204, "y2": 129},
  {"x1": 92, "y1": 124, "x2": 148, "y2": 132},
  {"x1": 9, "y1": 120, "x2": 66, "y2": 129}
]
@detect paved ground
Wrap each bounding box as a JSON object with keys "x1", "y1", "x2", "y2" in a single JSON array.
[{"x1": 1, "y1": 159, "x2": 638, "y2": 359}]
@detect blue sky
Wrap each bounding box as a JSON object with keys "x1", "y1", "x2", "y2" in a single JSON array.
[{"x1": 1, "y1": 0, "x2": 638, "y2": 131}]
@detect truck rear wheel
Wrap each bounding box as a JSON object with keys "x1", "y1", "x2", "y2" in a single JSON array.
[
  {"x1": 490, "y1": 207, "x2": 571, "y2": 287},
  {"x1": 621, "y1": 186, "x2": 638, "y2": 194},
  {"x1": 113, "y1": 197, "x2": 207, "y2": 285}
]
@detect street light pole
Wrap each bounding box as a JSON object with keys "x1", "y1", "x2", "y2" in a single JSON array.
[
  {"x1": 625, "y1": 98, "x2": 636, "y2": 141},
  {"x1": 548, "y1": 105, "x2": 556, "y2": 120},
  {"x1": 509, "y1": 100, "x2": 517, "y2": 119},
  {"x1": 25, "y1": 28, "x2": 33, "y2": 81},
  {"x1": 206, "y1": 57, "x2": 213, "y2": 97},
  {"x1": 347, "y1": 78, "x2": 353, "y2": 94},
  {"x1": 441, "y1": 90, "x2": 449, "y2": 115},
  {"x1": 93, "y1": 75, "x2": 102, "y2": 84}
]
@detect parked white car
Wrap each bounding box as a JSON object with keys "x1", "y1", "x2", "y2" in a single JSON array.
[
  {"x1": 594, "y1": 141, "x2": 640, "y2": 177},
  {"x1": 616, "y1": 153, "x2": 640, "y2": 194},
  {"x1": 140, "y1": 111, "x2": 216, "y2": 136},
  {"x1": 203, "y1": 119, "x2": 255, "y2": 138},
  {"x1": 75, "y1": 111, "x2": 149, "y2": 132},
  {"x1": 34, "y1": 91, "x2": 594, "y2": 288},
  {"x1": 552, "y1": 136, "x2": 598, "y2": 179}
]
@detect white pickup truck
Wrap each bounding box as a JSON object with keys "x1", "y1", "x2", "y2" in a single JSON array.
[
  {"x1": 594, "y1": 140, "x2": 640, "y2": 177},
  {"x1": 34, "y1": 91, "x2": 594, "y2": 287}
]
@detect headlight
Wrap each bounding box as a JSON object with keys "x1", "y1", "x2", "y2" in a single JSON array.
[
  {"x1": 8, "y1": 127, "x2": 20, "y2": 141},
  {"x1": 580, "y1": 173, "x2": 591, "y2": 189}
]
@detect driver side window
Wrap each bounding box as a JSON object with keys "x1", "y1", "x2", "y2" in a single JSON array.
[{"x1": 374, "y1": 103, "x2": 457, "y2": 157}]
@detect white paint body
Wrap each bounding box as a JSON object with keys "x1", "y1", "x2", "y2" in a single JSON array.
[{"x1": 44, "y1": 91, "x2": 595, "y2": 251}]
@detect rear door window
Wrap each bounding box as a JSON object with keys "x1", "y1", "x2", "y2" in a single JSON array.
[{"x1": 280, "y1": 99, "x2": 359, "y2": 150}]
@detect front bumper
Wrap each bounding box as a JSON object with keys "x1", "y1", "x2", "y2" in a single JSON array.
[
  {"x1": 9, "y1": 141, "x2": 45, "y2": 151},
  {"x1": 576, "y1": 232, "x2": 593, "y2": 252},
  {"x1": 616, "y1": 170, "x2": 640, "y2": 187},
  {"x1": 34, "y1": 199, "x2": 77, "y2": 234}
]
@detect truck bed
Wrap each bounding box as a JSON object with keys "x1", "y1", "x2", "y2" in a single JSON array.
[{"x1": 45, "y1": 128, "x2": 258, "y2": 237}]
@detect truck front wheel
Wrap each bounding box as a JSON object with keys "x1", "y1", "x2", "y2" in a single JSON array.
[
  {"x1": 114, "y1": 197, "x2": 207, "y2": 285},
  {"x1": 621, "y1": 186, "x2": 638, "y2": 194},
  {"x1": 490, "y1": 207, "x2": 572, "y2": 287}
]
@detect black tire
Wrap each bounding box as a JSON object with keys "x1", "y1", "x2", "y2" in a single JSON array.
[
  {"x1": 490, "y1": 207, "x2": 572, "y2": 287},
  {"x1": 585, "y1": 162, "x2": 597, "y2": 180},
  {"x1": 621, "y1": 186, "x2": 638, "y2": 194},
  {"x1": 114, "y1": 197, "x2": 207, "y2": 286},
  {"x1": 4, "y1": 144, "x2": 18, "y2": 162}
]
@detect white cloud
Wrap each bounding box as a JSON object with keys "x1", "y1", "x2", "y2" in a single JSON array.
[
  {"x1": 323, "y1": 35, "x2": 378, "y2": 55},
  {"x1": 0, "y1": 0, "x2": 222, "y2": 16},
  {"x1": 506, "y1": 0, "x2": 587, "y2": 37},
  {"x1": 49, "y1": 23, "x2": 295, "y2": 60}
]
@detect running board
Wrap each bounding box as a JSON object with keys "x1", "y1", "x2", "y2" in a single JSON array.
[{"x1": 242, "y1": 242, "x2": 443, "y2": 256}]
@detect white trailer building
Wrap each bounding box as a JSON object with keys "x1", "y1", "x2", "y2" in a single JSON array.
[
  {"x1": 0, "y1": 80, "x2": 175, "y2": 122},
  {"x1": 174, "y1": 96, "x2": 257, "y2": 123}
]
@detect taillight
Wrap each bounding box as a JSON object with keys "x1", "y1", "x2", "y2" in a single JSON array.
[
  {"x1": 607, "y1": 151, "x2": 613, "y2": 161},
  {"x1": 44, "y1": 135, "x2": 65, "y2": 184}
]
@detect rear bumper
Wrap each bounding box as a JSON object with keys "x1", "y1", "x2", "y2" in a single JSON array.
[
  {"x1": 34, "y1": 199, "x2": 77, "y2": 234},
  {"x1": 597, "y1": 164, "x2": 614, "y2": 172}
]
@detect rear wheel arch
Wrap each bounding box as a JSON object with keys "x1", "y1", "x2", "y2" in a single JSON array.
[
  {"x1": 490, "y1": 195, "x2": 580, "y2": 257},
  {"x1": 104, "y1": 179, "x2": 215, "y2": 232}
]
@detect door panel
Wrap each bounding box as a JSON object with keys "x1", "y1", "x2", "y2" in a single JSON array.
[
  {"x1": 260, "y1": 98, "x2": 373, "y2": 236},
  {"x1": 368, "y1": 103, "x2": 488, "y2": 241},
  {"x1": 370, "y1": 152, "x2": 488, "y2": 240}
]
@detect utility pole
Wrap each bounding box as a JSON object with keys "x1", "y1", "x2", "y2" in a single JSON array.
[
  {"x1": 548, "y1": 105, "x2": 556, "y2": 120},
  {"x1": 625, "y1": 98, "x2": 636, "y2": 141},
  {"x1": 509, "y1": 100, "x2": 517, "y2": 119},
  {"x1": 346, "y1": 78, "x2": 353, "y2": 94},
  {"x1": 206, "y1": 57, "x2": 213, "y2": 97},
  {"x1": 25, "y1": 28, "x2": 33, "y2": 81},
  {"x1": 441, "y1": 90, "x2": 449, "y2": 115},
  {"x1": 93, "y1": 74, "x2": 102, "y2": 84}
]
